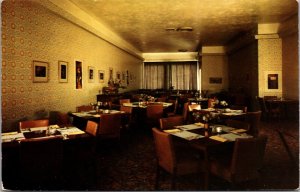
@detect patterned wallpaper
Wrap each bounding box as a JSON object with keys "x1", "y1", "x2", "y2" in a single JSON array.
[
  {"x1": 1, "y1": 0, "x2": 143, "y2": 131},
  {"x1": 258, "y1": 38, "x2": 282, "y2": 97}
]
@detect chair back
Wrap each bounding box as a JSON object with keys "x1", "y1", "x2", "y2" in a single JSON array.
[
  {"x1": 98, "y1": 113, "x2": 122, "y2": 138},
  {"x1": 19, "y1": 136, "x2": 63, "y2": 189},
  {"x1": 146, "y1": 104, "x2": 164, "y2": 120},
  {"x1": 19, "y1": 119, "x2": 49, "y2": 131},
  {"x1": 257, "y1": 97, "x2": 268, "y2": 113},
  {"x1": 57, "y1": 112, "x2": 71, "y2": 127},
  {"x1": 76, "y1": 105, "x2": 93, "y2": 112},
  {"x1": 152, "y1": 128, "x2": 175, "y2": 173},
  {"x1": 119, "y1": 99, "x2": 130, "y2": 105},
  {"x1": 182, "y1": 102, "x2": 189, "y2": 123},
  {"x1": 85, "y1": 120, "x2": 98, "y2": 136},
  {"x1": 208, "y1": 99, "x2": 215, "y2": 108},
  {"x1": 263, "y1": 96, "x2": 277, "y2": 101},
  {"x1": 160, "y1": 116, "x2": 184, "y2": 130},
  {"x1": 245, "y1": 111, "x2": 262, "y2": 137},
  {"x1": 167, "y1": 99, "x2": 178, "y2": 114},
  {"x1": 230, "y1": 136, "x2": 267, "y2": 182},
  {"x1": 226, "y1": 119, "x2": 250, "y2": 130}
]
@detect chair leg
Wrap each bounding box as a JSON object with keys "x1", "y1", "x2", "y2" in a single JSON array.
[
  {"x1": 171, "y1": 174, "x2": 176, "y2": 190},
  {"x1": 155, "y1": 165, "x2": 160, "y2": 190}
]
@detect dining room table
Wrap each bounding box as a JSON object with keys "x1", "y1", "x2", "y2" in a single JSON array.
[
  {"x1": 1, "y1": 125, "x2": 92, "y2": 190},
  {"x1": 264, "y1": 98, "x2": 299, "y2": 120},
  {"x1": 69, "y1": 109, "x2": 126, "y2": 130},
  {"x1": 163, "y1": 122, "x2": 253, "y2": 190}
]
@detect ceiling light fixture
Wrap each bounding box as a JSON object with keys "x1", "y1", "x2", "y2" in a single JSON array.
[
  {"x1": 178, "y1": 49, "x2": 188, "y2": 52},
  {"x1": 177, "y1": 27, "x2": 193, "y2": 32},
  {"x1": 165, "y1": 27, "x2": 193, "y2": 32}
]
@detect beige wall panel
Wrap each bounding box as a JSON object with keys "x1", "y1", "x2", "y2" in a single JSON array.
[
  {"x1": 201, "y1": 55, "x2": 228, "y2": 94},
  {"x1": 282, "y1": 33, "x2": 299, "y2": 100}
]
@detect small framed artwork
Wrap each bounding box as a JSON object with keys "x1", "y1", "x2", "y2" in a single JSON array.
[
  {"x1": 109, "y1": 67, "x2": 113, "y2": 80},
  {"x1": 33, "y1": 60, "x2": 49, "y2": 82},
  {"x1": 99, "y1": 70, "x2": 105, "y2": 83},
  {"x1": 75, "y1": 60, "x2": 82, "y2": 89},
  {"x1": 116, "y1": 71, "x2": 121, "y2": 80},
  {"x1": 209, "y1": 77, "x2": 222, "y2": 84},
  {"x1": 122, "y1": 72, "x2": 125, "y2": 83},
  {"x1": 88, "y1": 66, "x2": 95, "y2": 83},
  {"x1": 265, "y1": 71, "x2": 282, "y2": 92},
  {"x1": 58, "y1": 61, "x2": 68, "y2": 83}
]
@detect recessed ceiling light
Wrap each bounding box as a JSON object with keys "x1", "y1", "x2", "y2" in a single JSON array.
[
  {"x1": 165, "y1": 28, "x2": 176, "y2": 31},
  {"x1": 178, "y1": 49, "x2": 188, "y2": 52},
  {"x1": 177, "y1": 27, "x2": 193, "y2": 32}
]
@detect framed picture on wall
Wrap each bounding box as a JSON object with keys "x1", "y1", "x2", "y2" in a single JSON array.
[
  {"x1": 75, "y1": 61, "x2": 82, "y2": 89},
  {"x1": 109, "y1": 67, "x2": 113, "y2": 80},
  {"x1": 99, "y1": 70, "x2": 105, "y2": 83},
  {"x1": 58, "y1": 61, "x2": 68, "y2": 83},
  {"x1": 33, "y1": 60, "x2": 49, "y2": 82},
  {"x1": 88, "y1": 66, "x2": 95, "y2": 83},
  {"x1": 116, "y1": 71, "x2": 121, "y2": 80},
  {"x1": 122, "y1": 72, "x2": 125, "y2": 83},
  {"x1": 209, "y1": 77, "x2": 222, "y2": 84},
  {"x1": 265, "y1": 71, "x2": 282, "y2": 92}
]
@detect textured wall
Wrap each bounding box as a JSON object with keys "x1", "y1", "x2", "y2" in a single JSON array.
[
  {"x1": 228, "y1": 41, "x2": 258, "y2": 97},
  {"x1": 1, "y1": 0, "x2": 143, "y2": 131},
  {"x1": 201, "y1": 55, "x2": 228, "y2": 94},
  {"x1": 282, "y1": 33, "x2": 299, "y2": 100},
  {"x1": 258, "y1": 38, "x2": 282, "y2": 97}
]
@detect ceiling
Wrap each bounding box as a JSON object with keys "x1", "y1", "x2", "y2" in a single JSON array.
[{"x1": 68, "y1": 0, "x2": 298, "y2": 53}]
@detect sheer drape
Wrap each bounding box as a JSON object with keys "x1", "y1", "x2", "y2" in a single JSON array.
[
  {"x1": 171, "y1": 62, "x2": 197, "y2": 90},
  {"x1": 144, "y1": 63, "x2": 165, "y2": 89},
  {"x1": 144, "y1": 62, "x2": 197, "y2": 90}
]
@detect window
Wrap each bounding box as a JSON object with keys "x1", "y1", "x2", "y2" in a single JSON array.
[{"x1": 144, "y1": 61, "x2": 198, "y2": 90}]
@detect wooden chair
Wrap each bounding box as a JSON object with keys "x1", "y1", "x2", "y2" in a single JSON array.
[
  {"x1": 159, "y1": 116, "x2": 184, "y2": 130},
  {"x1": 263, "y1": 96, "x2": 278, "y2": 101},
  {"x1": 76, "y1": 105, "x2": 93, "y2": 112},
  {"x1": 187, "y1": 104, "x2": 201, "y2": 123},
  {"x1": 146, "y1": 104, "x2": 164, "y2": 129},
  {"x1": 245, "y1": 111, "x2": 262, "y2": 137},
  {"x1": 182, "y1": 102, "x2": 189, "y2": 123},
  {"x1": 98, "y1": 113, "x2": 122, "y2": 139},
  {"x1": 208, "y1": 98, "x2": 215, "y2": 108},
  {"x1": 226, "y1": 119, "x2": 250, "y2": 130},
  {"x1": 152, "y1": 128, "x2": 204, "y2": 190},
  {"x1": 166, "y1": 99, "x2": 178, "y2": 117},
  {"x1": 210, "y1": 136, "x2": 268, "y2": 188},
  {"x1": 19, "y1": 136, "x2": 63, "y2": 190},
  {"x1": 57, "y1": 112, "x2": 72, "y2": 127},
  {"x1": 257, "y1": 97, "x2": 280, "y2": 120},
  {"x1": 85, "y1": 120, "x2": 98, "y2": 136},
  {"x1": 19, "y1": 119, "x2": 49, "y2": 132}
]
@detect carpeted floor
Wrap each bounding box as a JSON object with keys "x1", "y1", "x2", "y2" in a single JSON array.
[{"x1": 70, "y1": 118, "x2": 298, "y2": 191}]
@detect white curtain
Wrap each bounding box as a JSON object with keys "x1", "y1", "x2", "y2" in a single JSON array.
[
  {"x1": 144, "y1": 62, "x2": 197, "y2": 90},
  {"x1": 171, "y1": 62, "x2": 197, "y2": 90},
  {"x1": 144, "y1": 63, "x2": 165, "y2": 89}
]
